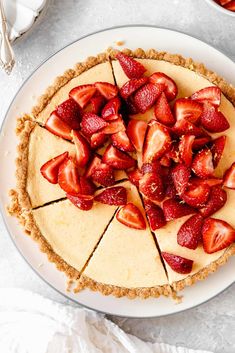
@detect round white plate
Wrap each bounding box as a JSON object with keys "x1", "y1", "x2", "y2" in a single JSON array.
[{"x1": 0, "y1": 26, "x2": 235, "y2": 318}]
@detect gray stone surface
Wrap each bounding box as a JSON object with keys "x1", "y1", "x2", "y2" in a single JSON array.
[{"x1": 0, "y1": 0, "x2": 234, "y2": 352}]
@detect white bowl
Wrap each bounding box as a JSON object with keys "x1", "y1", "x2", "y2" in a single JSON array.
[{"x1": 204, "y1": 0, "x2": 235, "y2": 16}]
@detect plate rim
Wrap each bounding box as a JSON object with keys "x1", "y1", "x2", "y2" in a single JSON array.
[{"x1": 0, "y1": 24, "x2": 235, "y2": 319}]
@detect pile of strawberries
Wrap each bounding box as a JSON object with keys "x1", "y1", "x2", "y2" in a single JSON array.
[
  {"x1": 214, "y1": 0, "x2": 235, "y2": 11},
  {"x1": 40, "y1": 52, "x2": 235, "y2": 274}
]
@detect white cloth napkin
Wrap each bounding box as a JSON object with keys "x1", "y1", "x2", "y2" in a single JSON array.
[{"x1": 0, "y1": 288, "x2": 212, "y2": 353}]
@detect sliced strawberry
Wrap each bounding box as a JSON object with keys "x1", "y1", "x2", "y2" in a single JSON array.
[
  {"x1": 200, "y1": 104, "x2": 230, "y2": 133},
  {"x1": 192, "y1": 136, "x2": 211, "y2": 150},
  {"x1": 111, "y1": 131, "x2": 135, "y2": 152},
  {"x1": 200, "y1": 186, "x2": 227, "y2": 217},
  {"x1": 218, "y1": 0, "x2": 231, "y2": 5},
  {"x1": 149, "y1": 72, "x2": 178, "y2": 101},
  {"x1": 84, "y1": 95, "x2": 106, "y2": 114},
  {"x1": 224, "y1": 1, "x2": 235, "y2": 10},
  {"x1": 102, "y1": 117, "x2": 126, "y2": 134},
  {"x1": 191, "y1": 86, "x2": 221, "y2": 107},
  {"x1": 95, "y1": 82, "x2": 118, "y2": 100},
  {"x1": 162, "y1": 252, "x2": 193, "y2": 274},
  {"x1": 154, "y1": 92, "x2": 175, "y2": 126},
  {"x1": 223, "y1": 162, "x2": 235, "y2": 189},
  {"x1": 182, "y1": 182, "x2": 210, "y2": 208},
  {"x1": 45, "y1": 111, "x2": 72, "y2": 140},
  {"x1": 160, "y1": 155, "x2": 171, "y2": 167},
  {"x1": 81, "y1": 113, "x2": 107, "y2": 136},
  {"x1": 172, "y1": 118, "x2": 206, "y2": 137},
  {"x1": 116, "y1": 203, "x2": 146, "y2": 230},
  {"x1": 139, "y1": 172, "x2": 165, "y2": 202},
  {"x1": 162, "y1": 198, "x2": 195, "y2": 221},
  {"x1": 125, "y1": 96, "x2": 140, "y2": 115},
  {"x1": 174, "y1": 98, "x2": 203, "y2": 124},
  {"x1": 90, "y1": 132, "x2": 107, "y2": 149},
  {"x1": 165, "y1": 174, "x2": 178, "y2": 199},
  {"x1": 165, "y1": 142, "x2": 180, "y2": 164},
  {"x1": 133, "y1": 83, "x2": 163, "y2": 113},
  {"x1": 202, "y1": 218, "x2": 235, "y2": 254},
  {"x1": 192, "y1": 149, "x2": 214, "y2": 179},
  {"x1": 126, "y1": 119, "x2": 147, "y2": 153},
  {"x1": 85, "y1": 155, "x2": 102, "y2": 178},
  {"x1": 210, "y1": 136, "x2": 226, "y2": 168},
  {"x1": 177, "y1": 214, "x2": 203, "y2": 250},
  {"x1": 120, "y1": 77, "x2": 148, "y2": 99},
  {"x1": 69, "y1": 84, "x2": 96, "y2": 108},
  {"x1": 56, "y1": 98, "x2": 81, "y2": 129},
  {"x1": 40, "y1": 152, "x2": 68, "y2": 184},
  {"x1": 79, "y1": 176, "x2": 96, "y2": 195},
  {"x1": 101, "y1": 97, "x2": 121, "y2": 121},
  {"x1": 58, "y1": 157, "x2": 80, "y2": 194},
  {"x1": 179, "y1": 135, "x2": 195, "y2": 167},
  {"x1": 141, "y1": 161, "x2": 163, "y2": 175},
  {"x1": 171, "y1": 164, "x2": 191, "y2": 196},
  {"x1": 94, "y1": 186, "x2": 127, "y2": 205},
  {"x1": 102, "y1": 144, "x2": 136, "y2": 170},
  {"x1": 189, "y1": 177, "x2": 223, "y2": 188},
  {"x1": 116, "y1": 52, "x2": 146, "y2": 79},
  {"x1": 127, "y1": 168, "x2": 143, "y2": 186},
  {"x1": 71, "y1": 130, "x2": 90, "y2": 167},
  {"x1": 143, "y1": 120, "x2": 171, "y2": 162},
  {"x1": 144, "y1": 200, "x2": 166, "y2": 230},
  {"x1": 66, "y1": 193, "x2": 93, "y2": 211},
  {"x1": 91, "y1": 163, "x2": 115, "y2": 187}
]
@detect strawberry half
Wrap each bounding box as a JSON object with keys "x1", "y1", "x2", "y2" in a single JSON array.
[
  {"x1": 143, "y1": 120, "x2": 171, "y2": 162},
  {"x1": 192, "y1": 136, "x2": 211, "y2": 150},
  {"x1": 179, "y1": 135, "x2": 195, "y2": 167},
  {"x1": 79, "y1": 176, "x2": 96, "y2": 195},
  {"x1": 144, "y1": 199, "x2": 166, "y2": 230},
  {"x1": 90, "y1": 132, "x2": 107, "y2": 149},
  {"x1": 127, "y1": 119, "x2": 148, "y2": 152},
  {"x1": 182, "y1": 182, "x2": 210, "y2": 208},
  {"x1": 177, "y1": 214, "x2": 204, "y2": 250},
  {"x1": 102, "y1": 117, "x2": 126, "y2": 134},
  {"x1": 85, "y1": 155, "x2": 102, "y2": 178},
  {"x1": 91, "y1": 163, "x2": 115, "y2": 187},
  {"x1": 202, "y1": 218, "x2": 235, "y2": 254},
  {"x1": 69, "y1": 84, "x2": 96, "y2": 108},
  {"x1": 94, "y1": 186, "x2": 127, "y2": 205},
  {"x1": 58, "y1": 157, "x2": 80, "y2": 194},
  {"x1": 101, "y1": 97, "x2": 121, "y2": 121},
  {"x1": 200, "y1": 104, "x2": 230, "y2": 133},
  {"x1": 174, "y1": 98, "x2": 203, "y2": 125},
  {"x1": 84, "y1": 95, "x2": 106, "y2": 115},
  {"x1": 192, "y1": 149, "x2": 214, "y2": 179},
  {"x1": 141, "y1": 161, "x2": 163, "y2": 175},
  {"x1": 125, "y1": 96, "x2": 140, "y2": 115},
  {"x1": 45, "y1": 112, "x2": 72, "y2": 140},
  {"x1": 116, "y1": 52, "x2": 146, "y2": 79},
  {"x1": 162, "y1": 198, "x2": 195, "y2": 221},
  {"x1": 40, "y1": 152, "x2": 68, "y2": 184},
  {"x1": 120, "y1": 77, "x2": 148, "y2": 99},
  {"x1": 171, "y1": 164, "x2": 191, "y2": 196},
  {"x1": 139, "y1": 172, "x2": 165, "y2": 202},
  {"x1": 191, "y1": 86, "x2": 221, "y2": 107},
  {"x1": 200, "y1": 186, "x2": 227, "y2": 217},
  {"x1": 66, "y1": 193, "x2": 94, "y2": 211},
  {"x1": 172, "y1": 118, "x2": 207, "y2": 137},
  {"x1": 72, "y1": 130, "x2": 90, "y2": 167},
  {"x1": 210, "y1": 136, "x2": 226, "y2": 168},
  {"x1": 149, "y1": 72, "x2": 178, "y2": 101},
  {"x1": 102, "y1": 144, "x2": 136, "y2": 170},
  {"x1": 56, "y1": 98, "x2": 82, "y2": 129},
  {"x1": 133, "y1": 83, "x2": 163, "y2": 113},
  {"x1": 154, "y1": 92, "x2": 175, "y2": 126},
  {"x1": 223, "y1": 162, "x2": 235, "y2": 189},
  {"x1": 95, "y1": 82, "x2": 118, "y2": 100},
  {"x1": 116, "y1": 203, "x2": 146, "y2": 230},
  {"x1": 81, "y1": 113, "x2": 107, "y2": 136},
  {"x1": 126, "y1": 168, "x2": 143, "y2": 187},
  {"x1": 111, "y1": 131, "x2": 135, "y2": 152},
  {"x1": 162, "y1": 252, "x2": 193, "y2": 274},
  {"x1": 224, "y1": 1, "x2": 235, "y2": 10}
]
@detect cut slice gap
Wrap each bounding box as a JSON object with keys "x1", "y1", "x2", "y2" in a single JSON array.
[{"x1": 32, "y1": 197, "x2": 67, "y2": 210}]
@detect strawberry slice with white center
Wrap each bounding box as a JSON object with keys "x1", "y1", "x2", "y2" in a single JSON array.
[
  {"x1": 56, "y1": 98, "x2": 82, "y2": 129},
  {"x1": 162, "y1": 198, "x2": 195, "y2": 221},
  {"x1": 143, "y1": 120, "x2": 171, "y2": 163},
  {"x1": 133, "y1": 83, "x2": 163, "y2": 113},
  {"x1": 116, "y1": 52, "x2": 146, "y2": 79},
  {"x1": 202, "y1": 218, "x2": 235, "y2": 254},
  {"x1": 91, "y1": 163, "x2": 115, "y2": 187},
  {"x1": 71, "y1": 130, "x2": 90, "y2": 167},
  {"x1": 144, "y1": 199, "x2": 166, "y2": 230},
  {"x1": 179, "y1": 135, "x2": 195, "y2": 167},
  {"x1": 191, "y1": 86, "x2": 221, "y2": 107},
  {"x1": 162, "y1": 252, "x2": 193, "y2": 274},
  {"x1": 154, "y1": 92, "x2": 176, "y2": 126},
  {"x1": 40, "y1": 152, "x2": 69, "y2": 184},
  {"x1": 101, "y1": 117, "x2": 126, "y2": 134},
  {"x1": 200, "y1": 104, "x2": 230, "y2": 133},
  {"x1": 58, "y1": 157, "x2": 80, "y2": 194},
  {"x1": 210, "y1": 135, "x2": 226, "y2": 168},
  {"x1": 90, "y1": 132, "x2": 107, "y2": 149},
  {"x1": 192, "y1": 136, "x2": 211, "y2": 150},
  {"x1": 174, "y1": 98, "x2": 203, "y2": 124},
  {"x1": 182, "y1": 182, "x2": 211, "y2": 208},
  {"x1": 84, "y1": 95, "x2": 106, "y2": 115},
  {"x1": 81, "y1": 113, "x2": 108, "y2": 136},
  {"x1": 126, "y1": 168, "x2": 143, "y2": 187},
  {"x1": 85, "y1": 155, "x2": 102, "y2": 178},
  {"x1": 171, "y1": 164, "x2": 191, "y2": 196},
  {"x1": 192, "y1": 149, "x2": 214, "y2": 179},
  {"x1": 95, "y1": 82, "x2": 118, "y2": 100},
  {"x1": 120, "y1": 77, "x2": 148, "y2": 99},
  {"x1": 111, "y1": 131, "x2": 135, "y2": 152},
  {"x1": 101, "y1": 97, "x2": 121, "y2": 121},
  {"x1": 139, "y1": 172, "x2": 165, "y2": 202},
  {"x1": 223, "y1": 162, "x2": 235, "y2": 189},
  {"x1": 69, "y1": 84, "x2": 96, "y2": 108},
  {"x1": 126, "y1": 119, "x2": 148, "y2": 153},
  {"x1": 172, "y1": 118, "x2": 207, "y2": 137},
  {"x1": 200, "y1": 186, "x2": 227, "y2": 217},
  {"x1": 116, "y1": 203, "x2": 146, "y2": 230},
  {"x1": 66, "y1": 193, "x2": 94, "y2": 211},
  {"x1": 177, "y1": 214, "x2": 204, "y2": 250},
  {"x1": 79, "y1": 176, "x2": 96, "y2": 195},
  {"x1": 45, "y1": 111, "x2": 72, "y2": 140},
  {"x1": 224, "y1": 1, "x2": 235, "y2": 10},
  {"x1": 94, "y1": 186, "x2": 127, "y2": 205},
  {"x1": 149, "y1": 72, "x2": 178, "y2": 101},
  {"x1": 102, "y1": 144, "x2": 136, "y2": 170}
]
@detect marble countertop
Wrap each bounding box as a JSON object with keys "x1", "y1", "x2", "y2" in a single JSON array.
[{"x1": 0, "y1": 1, "x2": 234, "y2": 352}]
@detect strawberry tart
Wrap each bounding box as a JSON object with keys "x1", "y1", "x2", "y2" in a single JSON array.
[{"x1": 9, "y1": 48, "x2": 235, "y2": 299}]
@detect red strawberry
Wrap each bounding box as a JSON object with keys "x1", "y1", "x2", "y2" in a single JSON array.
[
  {"x1": 210, "y1": 136, "x2": 226, "y2": 168},
  {"x1": 162, "y1": 252, "x2": 193, "y2": 274},
  {"x1": 177, "y1": 214, "x2": 204, "y2": 249},
  {"x1": 179, "y1": 135, "x2": 195, "y2": 167},
  {"x1": 141, "y1": 161, "x2": 163, "y2": 175},
  {"x1": 192, "y1": 136, "x2": 211, "y2": 150},
  {"x1": 174, "y1": 98, "x2": 203, "y2": 124},
  {"x1": 125, "y1": 96, "x2": 140, "y2": 115},
  {"x1": 189, "y1": 177, "x2": 223, "y2": 188},
  {"x1": 192, "y1": 149, "x2": 214, "y2": 179},
  {"x1": 94, "y1": 186, "x2": 127, "y2": 205},
  {"x1": 102, "y1": 117, "x2": 126, "y2": 134},
  {"x1": 224, "y1": 1, "x2": 235, "y2": 10},
  {"x1": 149, "y1": 72, "x2": 178, "y2": 101},
  {"x1": 81, "y1": 113, "x2": 107, "y2": 136},
  {"x1": 69, "y1": 84, "x2": 96, "y2": 108},
  {"x1": 139, "y1": 172, "x2": 165, "y2": 202},
  {"x1": 66, "y1": 193, "x2": 93, "y2": 211},
  {"x1": 79, "y1": 176, "x2": 96, "y2": 195},
  {"x1": 144, "y1": 200, "x2": 166, "y2": 230},
  {"x1": 160, "y1": 155, "x2": 171, "y2": 167},
  {"x1": 45, "y1": 112, "x2": 72, "y2": 140},
  {"x1": 127, "y1": 119, "x2": 148, "y2": 152},
  {"x1": 116, "y1": 52, "x2": 146, "y2": 79},
  {"x1": 202, "y1": 218, "x2": 235, "y2": 254},
  {"x1": 84, "y1": 95, "x2": 106, "y2": 115},
  {"x1": 191, "y1": 86, "x2": 221, "y2": 107},
  {"x1": 165, "y1": 142, "x2": 180, "y2": 164},
  {"x1": 171, "y1": 164, "x2": 191, "y2": 195},
  {"x1": 102, "y1": 144, "x2": 136, "y2": 170},
  {"x1": 101, "y1": 97, "x2": 121, "y2": 121},
  {"x1": 218, "y1": 0, "x2": 231, "y2": 5},
  {"x1": 133, "y1": 83, "x2": 163, "y2": 113},
  {"x1": 165, "y1": 174, "x2": 178, "y2": 199},
  {"x1": 111, "y1": 131, "x2": 135, "y2": 152},
  {"x1": 56, "y1": 98, "x2": 82, "y2": 129},
  {"x1": 163, "y1": 198, "x2": 195, "y2": 221},
  {"x1": 182, "y1": 182, "x2": 210, "y2": 208},
  {"x1": 40, "y1": 152, "x2": 68, "y2": 184},
  {"x1": 72, "y1": 130, "x2": 90, "y2": 167},
  {"x1": 91, "y1": 163, "x2": 115, "y2": 187},
  {"x1": 95, "y1": 82, "x2": 118, "y2": 100},
  {"x1": 143, "y1": 120, "x2": 171, "y2": 162},
  {"x1": 200, "y1": 186, "x2": 227, "y2": 217},
  {"x1": 120, "y1": 77, "x2": 148, "y2": 99},
  {"x1": 58, "y1": 157, "x2": 80, "y2": 194},
  {"x1": 90, "y1": 132, "x2": 107, "y2": 149},
  {"x1": 224, "y1": 162, "x2": 235, "y2": 189},
  {"x1": 126, "y1": 168, "x2": 143, "y2": 186},
  {"x1": 200, "y1": 104, "x2": 230, "y2": 133},
  {"x1": 85, "y1": 155, "x2": 102, "y2": 178},
  {"x1": 172, "y1": 118, "x2": 206, "y2": 137},
  {"x1": 116, "y1": 203, "x2": 146, "y2": 230},
  {"x1": 154, "y1": 92, "x2": 175, "y2": 126}
]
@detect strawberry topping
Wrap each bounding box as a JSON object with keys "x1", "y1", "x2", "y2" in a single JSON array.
[
  {"x1": 116, "y1": 52, "x2": 146, "y2": 79},
  {"x1": 182, "y1": 182, "x2": 211, "y2": 208},
  {"x1": 45, "y1": 112, "x2": 72, "y2": 141},
  {"x1": 127, "y1": 119, "x2": 148, "y2": 152},
  {"x1": 139, "y1": 172, "x2": 165, "y2": 202},
  {"x1": 79, "y1": 176, "x2": 96, "y2": 195},
  {"x1": 94, "y1": 186, "x2": 127, "y2": 205},
  {"x1": 174, "y1": 98, "x2": 203, "y2": 125},
  {"x1": 101, "y1": 97, "x2": 121, "y2": 121},
  {"x1": 81, "y1": 113, "x2": 107, "y2": 136},
  {"x1": 111, "y1": 131, "x2": 135, "y2": 152},
  {"x1": 191, "y1": 86, "x2": 221, "y2": 107},
  {"x1": 154, "y1": 92, "x2": 175, "y2": 126},
  {"x1": 102, "y1": 144, "x2": 136, "y2": 170},
  {"x1": 210, "y1": 136, "x2": 226, "y2": 168},
  {"x1": 72, "y1": 130, "x2": 90, "y2": 167},
  {"x1": 66, "y1": 193, "x2": 94, "y2": 211},
  {"x1": 200, "y1": 186, "x2": 227, "y2": 217},
  {"x1": 162, "y1": 252, "x2": 193, "y2": 274},
  {"x1": 149, "y1": 72, "x2": 178, "y2": 101},
  {"x1": 120, "y1": 77, "x2": 148, "y2": 99},
  {"x1": 224, "y1": 162, "x2": 235, "y2": 189},
  {"x1": 58, "y1": 157, "x2": 80, "y2": 194},
  {"x1": 192, "y1": 149, "x2": 214, "y2": 179},
  {"x1": 91, "y1": 163, "x2": 115, "y2": 187},
  {"x1": 179, "y1": 135, "x2": 195, "y2": 167},
  {"x1": 200, "y1": 104, "x2": 230, "y2": 133},
  {"x1": 144, "y1": 199, "x2": 166, "y2": 230},
  {"x1": 116, "y1": 203, "x2": 146, "y2": 230},
  {"x1": 163, "y1": 198, "x2": 195, "y2": 221},
  {"x1": 133, "y1": 83, "x2": 163, "y2": 113},
  {"x1": 69, "y1": 84, "x2": 96, "y2": 108},
  {"x1": 40, "y1": 152, "x2": 69, "y2": 184},
  {"x1": 56, "y1": 98, "x2": 82, "y2": 129},
  {"x1": 171, "y1": 164, "x2": 191, "y2": 196},
  {"x1": 177, "y1": 214, "x2": 204, "y2": 250},
  {"x1": 95, "y1": 82, "x2": 118, "y2": 100},
  {"x1": 126, "y1": 168, "x2": 143, "y2": 187}
]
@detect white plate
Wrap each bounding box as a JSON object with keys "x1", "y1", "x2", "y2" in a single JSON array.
[{"x1": 0, "y1": 26, "x2": 235, "y2": 318}]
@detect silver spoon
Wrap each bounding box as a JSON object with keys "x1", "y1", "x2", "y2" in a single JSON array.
[{"x1": 0, "y1": 0, "x2": 15, "y2": 74}]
